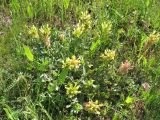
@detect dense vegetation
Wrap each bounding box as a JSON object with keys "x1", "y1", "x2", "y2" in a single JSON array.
[{"x1": 0, "y1": 0, "x2": 160, "y2": 119}]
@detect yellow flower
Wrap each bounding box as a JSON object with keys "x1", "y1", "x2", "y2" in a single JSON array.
[
  {"x1": 39, "y1": 24, "x2": 51, "y2": 48},
  {"x1": 63, "y1": 55, "x2": 81, "y2": 70},
  {"x1": 83, "y1": 100, "x2": 104, "y2": 115},
  {"x1": 80, "y1": 11, "x2": 92, "y2": 29},
  {"x1": 28, "y1": 25, "x2": 39, "y2": 39},
  {"x1": 80, "y1": 11, "x2": 91, "y2": 21},
  {"x1": 148, "y1": 31, "x2": 160, "y2": 43},
  {"x1": 39, "y1": 24, "x2": 51, "y2": 37},
  {"x1": 101, "y1": 49, "x2": 116, "y2": 60},
  {"x1": 144, "y1": 31, "x2": 160, "y2": 50},
  {"x1": 65, "y1": 82, "x2": 81, "y2": 98},
  {"x1": 101, "y1": 21, "x2": 112, "y2": 34},
  {"x1": 73, "y1": 11, "x2": 92, "y2": 37},
  {"x1": 73, "y1": 23, "x2": 85, "y2": 37}
]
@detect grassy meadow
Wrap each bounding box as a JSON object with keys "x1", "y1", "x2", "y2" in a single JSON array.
[{"x1": 0, "y1": 0, "x2": 160, "y2": 119}]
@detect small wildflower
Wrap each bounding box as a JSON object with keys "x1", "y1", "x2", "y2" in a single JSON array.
[
  {"x1": 73, "y1": 23, "x2": 85, "y2": 37},
  {"x1": 142, "y1": 82, "x2": 150, "y2": 91},
  {"x1": 83, "y1": 100, "x2": 104, "y2": 115},
  {"x1": 40, "y1": 24, "x2": 51, "y2": 37},
  {"x1": 40, "y1": 24, "x2": 51, "y2": 47},
  {"x1": 144, "y1": 31, "x2": 160, "y2": 50},
  {"x1": 80, "y1": 11, "x2": 91, "y2": 21},
  {"x1": 73, "y1": 11, "x2": 92, "y2": 37},
  {"x1": 101, "y1": 49, "x2": 116, "y2": 60},
  {"x1": 148, "y1": 31, "x2": 160, "y2": 43},
  {"x1": 28, "y1": 25, "x2": 39, "y2": 39},
  {"x1": 65, "y1": 82, "x2": 81, "y2": 98},
  {"x1": 80, "y1": 11, "x2": 92, "y2": 29},
  {"x1": 63, "y1": 55, "x2": 81, "y2": 70},
  {"x1": 118, "y1": 60, "x2": 133, "y2": 75},
  {"x1": 101, "y1": 21, "x2": 112, "y2": 34}
]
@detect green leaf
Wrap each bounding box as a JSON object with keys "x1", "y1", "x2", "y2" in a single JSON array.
[
  {"x1": 125, "y1": 97, "x2": 134, "y2": 104},
  {"x1": 148, "y1": 57, "x2": 155, "y2": 67},
  {"x1": 37, "y1": 60, "x2": 49, "y2": 72},
  {"x1": 58, "y1": 68, "x2": 68, "y2": 85},
  {"x1": 3, "y1": 105, "x2": 15, "y2": 120},
  {"x1": 63, "y1": 0, "x2": 70, "y2": 9},
  {"x1": 48, "y1": 82, "x2": 58, "y2": 92},
  {"x1": 146, "y1": 0, "x2": 150, "y2": 7},
  {"x1": 38, "y1": 103, "x2": 53, "y2": 120},
  {"x1": 113, "y1": 113, "x2": 119, "y2": 120},
  {"x1": 90, "y1": 39, "x2": 101, "y2": 54},
  {"x1": 143, "y1": 56, "x2": 147, "y2": 66},
  {"x1": 48, "y1": 68, "x2": 68, "y2": 92},
  {"x1": 140, "y1": 33, "x2": 148, "y2": 51},
  {"x1": 23, "y1": 45, "x2": 34, "y2": 61},
  {"x1": 27, "y1": 5, "x2": 33, "y2": 18}
]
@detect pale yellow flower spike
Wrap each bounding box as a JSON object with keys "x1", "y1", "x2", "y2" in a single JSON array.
[
  {"x1": 65, "y1": 82, "x2": 81, "y2": 98},
  {"x1": 84, "y1": 100, "x2": 104, "y2": 115},
  {"x1": 101, "y1": 49, "x2": 116, "y2": 60},
  {"x1": 63, "y1": 55, "x2": 81, "y2": 70},
  {"x1": 28, "y1": 25, "x2": 39, "y2": 39},
  {"x1": 39, "y1": 24, "x2": 52, "y2": 48}
]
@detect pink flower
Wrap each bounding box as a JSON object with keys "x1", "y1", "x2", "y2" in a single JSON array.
[
  {"x1": 118, "y1": 60, "x2": 133, "y2": 75},
  {"x1": 142, "y1": 82, "x2": 150, "y2": 91}
]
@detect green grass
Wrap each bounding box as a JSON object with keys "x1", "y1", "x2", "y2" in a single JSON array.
[{"x1": 0, "y1": 0, "x2": 160, "y2": 119}]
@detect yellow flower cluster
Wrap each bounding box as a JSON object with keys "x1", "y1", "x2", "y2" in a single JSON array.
[
  {"x1": 63, "y1": 55, "x2": 81, "y2": 70},
  {"x1": 80, "y1": 11, "x2": 92, "y2": 29},
  {"x1": 73, "y1": 23, "x2": 85, "y2": 38},
  {"x1": 73, "y1": 11, "x2": 92, "y2": 37},
  {"x1": 101, "y1": 21, "x2": 112, "y2": 34},
  {"x1": 148, "y1": 31, "x2": 160, "y2": 43},
  {"x1": 40, "y1": 24, "x2": 51, "y2": 48},
  {"x1": 144, "y1": 31, "x2": 160, "y2": 50},
  {"x1": 65, "y1": 82, "x2": 81, "y2": 98},
  {"x1": 28, "y1": 24, "x2": 51, "y2": 48},
  {"x1": 83, "y1": 100, "x2": 104, "y2": 115},
  {"x1": 28, "y1": 25, "x2": 39, "y2": 39},
  {"x1": 80, "y1": 11, "x2": 91, "y2": 21},
  {"x1": 101, "y1": 49, "x2": 116, "y2": 60},
  {"x1": 39, "y1": 24, "x2": 51, "y2": 37}
]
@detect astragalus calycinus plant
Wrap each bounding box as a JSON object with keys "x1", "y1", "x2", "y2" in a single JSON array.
[{"x1": 1, "y1": 0, "x2": 160, "y2": 120}]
